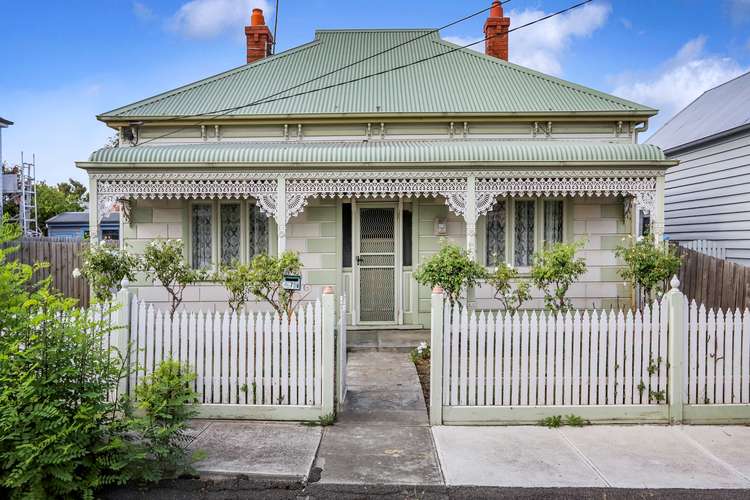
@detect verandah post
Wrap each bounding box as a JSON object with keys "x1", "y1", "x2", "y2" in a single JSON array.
[
  {"x1": 430, "y1": 286, "x2": 445, "y2": 425},
  {"x1": 321, "y1": 286, "x2": 336, "y2": 417},
  {"x1": 666, "y1": 276, "x2": 685, "y2": 424},
  {"x1": 115, "y1": 278, "x2": 132, "y2": 398}
]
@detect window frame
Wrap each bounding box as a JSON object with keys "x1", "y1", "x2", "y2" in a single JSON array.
[
  {"x1": 188, "y1": 199, "x2": 270, "y2": 271},
  {"x1": 482, "y1": 197, "x2": 570, "y2": 273}
]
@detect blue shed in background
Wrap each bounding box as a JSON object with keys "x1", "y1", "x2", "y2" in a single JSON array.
[{"x1": 46, "y1": 212, "x2": 119, "y2": 240}]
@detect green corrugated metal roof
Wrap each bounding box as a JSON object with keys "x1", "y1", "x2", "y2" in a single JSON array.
[
  {"x1": 87, "y1": 140, "x2": 667, "y2": 164},
  {"x1": 100, "y1": 30, "x2": 654, "y2": 120}
]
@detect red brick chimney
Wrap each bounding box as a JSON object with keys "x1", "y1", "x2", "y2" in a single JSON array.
[
  {"x1": 484, "y1": 1, "x2": 510, "y2": 61},
  {"x1": 245, "y1": 8, "x2": 273, "y2": 63}
]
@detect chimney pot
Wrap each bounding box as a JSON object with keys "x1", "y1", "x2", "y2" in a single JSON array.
[
  {"x1": 245, "y1": 8, "x2": 273, "y2": 63},
  {"x1": 484, "y1": 1, "x2": 510, "y2": 61},
  {"x1": 251, "y1": 8, "x2": 265, "y2": 26}
]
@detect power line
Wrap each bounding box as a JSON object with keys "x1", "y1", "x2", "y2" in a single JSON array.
[
  {"x1": 128, "y1": 1, "x2": 507, "y2": 122},
  {"x1": 126, "y1": 1, "x2": 510, "y2": 146},
  {"x1": 134, "y1": 0, "x2": 592, "y2": 147}
]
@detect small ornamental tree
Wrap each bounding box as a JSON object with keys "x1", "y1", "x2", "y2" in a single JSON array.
[
  {"x1": 530, "y1": 241, "x2": 587, "y2": 314},
  {"x1": 487, "y1": 263, "x2": 531, "y2": 316},
  {"x1": 247, "y1": 251, "x2": 306, "y2": 317},
  {"x1": 78, "y1": 241, "x2": 139, "y2": 303},
  {"x1": 142, "y1": 239, "x2": 204, "y2": 319},
  {"x1": 215, "y1": 262, "x2": 254, "y2": 313},
  {"x1": 616, "y1": 235, "x2": 682, "y2": 303},
  {"x1": 414, "y1": 242, "x2": 487, "y2": 306}
]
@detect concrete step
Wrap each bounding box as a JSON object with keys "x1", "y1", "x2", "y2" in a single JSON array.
[{"x1": 347, "y1": 329, "x2": 429, "y2": 352}]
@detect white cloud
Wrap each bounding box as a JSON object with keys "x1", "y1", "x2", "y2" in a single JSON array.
[
  {"x1": 611, "y1": 36, "x2": 747, "y2": 130},
  {"x1": 168, "y1": 0, "x2": 271, "y2": 39},
  {"x1": 445, "y1": 3, "x2": 610, "y2": 76}
]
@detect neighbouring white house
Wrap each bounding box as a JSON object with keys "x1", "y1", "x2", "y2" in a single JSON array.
[
  {"x1": 77, "y1": 2, "x2": 674, "y2": 327},
  {"x1": 649, "y1": 71, "x2": 750, "y2": 265}
]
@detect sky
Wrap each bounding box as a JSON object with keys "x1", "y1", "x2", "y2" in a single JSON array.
[{"x1": 1, "y1": 0, "x2": 749, "y2": 184}]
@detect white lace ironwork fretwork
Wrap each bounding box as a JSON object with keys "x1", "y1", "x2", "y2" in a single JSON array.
[
  {"x1": 285, "y1": 178, "x2": 468, "y2": 219},
  {"x1": 475, "y1": 177, "x2": 658, "y2": 216},
  {"x1": 96, "y1": 178, "x2": 277, "y2": 218},
  {"x1": 94, "y1": 173, "x2": 659, "y2": 220}
]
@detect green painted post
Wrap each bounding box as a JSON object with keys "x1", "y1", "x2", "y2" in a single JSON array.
[
  {"x1": 115, "y1": 278, "x2": 132, "y2": 398},
  {"x1": 667, "y1": 275, "x2": 685, "y2": 424},
  {"x1": 322, "y1": 286, "x2": 336, "y2": 417},
  {"x1": 430, "y1": 286, "x2": 444, "y2": 425}
]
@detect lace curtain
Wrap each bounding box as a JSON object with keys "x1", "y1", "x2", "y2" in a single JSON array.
[
  {"x1": 248, "y1": 204, "x2": 269, "y2": 258},
  {"x1": 514, "y1": 200, "x2": 535, "y2": 266},
  {"x1": 486, "y1": 200, "x2": 506, "y2": 265},
  {"x1": 220, "y1": 204, "x2": 241, "y2": 265},
  {"x1": 191, "y1": 204, "x2": 212, "y2": 269},
  {"x1": 544, "y1": 200, "x2": 564, "y2": 245}
]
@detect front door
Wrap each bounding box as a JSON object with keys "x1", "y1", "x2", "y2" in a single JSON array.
[{"x1": 355, "y1": 204, "x2": 397, "y2": 324}]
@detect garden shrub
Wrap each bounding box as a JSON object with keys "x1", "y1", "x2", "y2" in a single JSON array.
[
  {"x1": 78, "y1": 241, "x2": 139, "y2": 303},
  {"x1": 616, "y1": 235, "x2": 681, "y2": 303},
  {"x1": 0, "y1": 220, "x2": 200, "y2": 499},
  {"x1": 486, "y1": 263, "x2": 531, "y2": 315},
  {"x1": 142, "y1": 239, "x2": 204, "y2": 319},
  {"x1": 215, "y1": 262, "x2": 254, "y2": 313},
  {"x1": 246, "y1": 251, "x2": 305, "y2": 317},
  {"x1": 530, "y1": 241, "x2": 587, "y2": 314},
  {"x1": 131, "y1": 359, "x2": 201, "y2": 482},
  {"x1": 414, "y1": 242, "x2": 487, "y2": 306}
]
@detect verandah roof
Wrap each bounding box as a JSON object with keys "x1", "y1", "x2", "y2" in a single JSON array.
[{"x1": 87, "y1": 140, "x2": 668, "y2": 165}]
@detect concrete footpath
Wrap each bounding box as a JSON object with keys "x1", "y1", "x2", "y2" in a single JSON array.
[
  {"x1": 109, "y1": 352, "x2": 750, "y2": 498},
  {"x1": 433, "y1": 425, "x2": 750, "y2": 489}
]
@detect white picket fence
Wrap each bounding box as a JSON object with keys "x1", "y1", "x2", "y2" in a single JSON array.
[
  {"x1": 429, "y1": 281, "x2": 750, "y2": 425},
  {"x1": 685, "y1": 301, "x2": 750, "y2": 405},
  {"x1": 680, "y1": 239, "x2": 726, "y2": 260},
  {"x1": 106, "y1": 284, "x2": 338, "y2": 421},
  {"x1": 439, "y1": 303, "x2": 669, "y2": 408}
]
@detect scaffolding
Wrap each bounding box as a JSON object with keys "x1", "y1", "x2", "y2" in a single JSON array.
[{"x1": 1, "y1": 152, "x2": 40, "y2": 237}]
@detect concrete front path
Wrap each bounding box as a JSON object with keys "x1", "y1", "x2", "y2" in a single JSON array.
[
  {"x1": 433, "y1": 425, "x2": 750, "y2": 489},
  {"x1": 314, "y1": 351, "x2": 443, "y2": 485}
]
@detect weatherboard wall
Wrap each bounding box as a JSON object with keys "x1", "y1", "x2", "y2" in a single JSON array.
[{"x1": 665, "y1": 131, "x2": 750, "y2": 265}]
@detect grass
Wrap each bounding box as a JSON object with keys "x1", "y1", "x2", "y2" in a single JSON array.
[{"x1": 541, "y1": 414, "x2": 590, "y2": 428}]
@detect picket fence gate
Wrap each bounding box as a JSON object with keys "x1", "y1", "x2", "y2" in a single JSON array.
[
  {"x1": 107, "y1": 282, "x2": 338, "y2": 421},
  {"x1": 429, "y1": 278, "x2": 750, "y2": 425}
]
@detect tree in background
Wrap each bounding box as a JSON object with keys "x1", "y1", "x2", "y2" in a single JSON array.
[{"x1": 36, "y1": 179, "x2": 88, "y2": 232}]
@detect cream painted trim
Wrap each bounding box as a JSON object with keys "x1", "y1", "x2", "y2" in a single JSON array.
[
  {"x1": 442, "y1": 405, "x2": 669, "y2": 425},
  {"x1": 194, "y1": 404, "x2": 324, "y2": 421}
]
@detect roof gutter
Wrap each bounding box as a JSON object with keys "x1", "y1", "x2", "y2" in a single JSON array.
[
  {"x1": 97, "y1": 110, "x2": 658, "y2": 126},
  {"x1": 633, "y1": 120, "x2": 648, "y2": 143}
]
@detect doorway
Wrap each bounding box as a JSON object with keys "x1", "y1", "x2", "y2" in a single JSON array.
[{"x1": 354, "y1": 203, "x2": 400, "y2": 324}]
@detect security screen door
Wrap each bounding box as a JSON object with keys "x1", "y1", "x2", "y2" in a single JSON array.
[{"x1": 357, "y1": 205, "x2": 396, "y2": 323}]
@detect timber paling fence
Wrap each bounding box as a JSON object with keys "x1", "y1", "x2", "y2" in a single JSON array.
[
  {"x1": 2, "y1": 236, "x2": 90, "y2": 307},
  {"x1": 105, "y1": 283, "x2": 339, "y2": 421},
  {"x1": 676, "y1": 245, "x2": 750, "y2": 313},
  {"x1": 429, "y1": 279, "x2": 750, "y2": 425}
]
